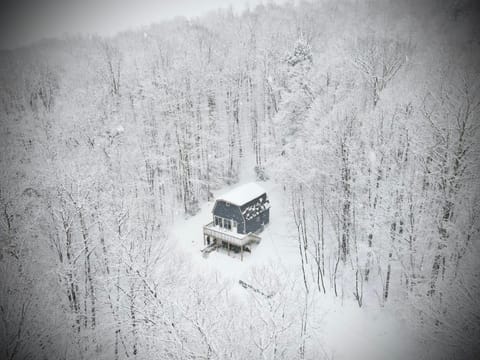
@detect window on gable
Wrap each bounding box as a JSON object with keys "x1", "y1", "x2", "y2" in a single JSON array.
[{"x1": 224, "y1": 219, "x2": 232, "y2": 230}]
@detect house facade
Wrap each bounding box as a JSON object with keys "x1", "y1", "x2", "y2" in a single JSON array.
[{"x1": 202, "y1": 182, "x2": 270, "y2": 259}]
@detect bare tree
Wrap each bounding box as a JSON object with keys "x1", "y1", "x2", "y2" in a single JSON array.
[{"x1": 353, "y1": 36, "x2": 412, "y2": 107}]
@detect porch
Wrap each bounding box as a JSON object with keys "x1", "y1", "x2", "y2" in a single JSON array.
[{"x1": 202, "y1": 222, "x2": 261, "y2": 260}]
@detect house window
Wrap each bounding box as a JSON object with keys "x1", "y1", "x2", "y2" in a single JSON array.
[
  {"x1": 223, "y1": 219, "x2": 232, "y2": 230},
  {"x1": 214, "y1": 216, "x2": 234, "y2": 230}
]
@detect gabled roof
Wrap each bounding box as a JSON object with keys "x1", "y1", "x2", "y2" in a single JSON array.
[
  {"x1": 242, "y1": 198, "x2": 270, "y2": 220},
  {"x1": 217, "y1": 182, "x2": 266, "y2": 207}
]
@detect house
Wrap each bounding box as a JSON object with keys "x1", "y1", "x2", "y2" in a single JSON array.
[{"x1": 202, "y1": 182, "x2": 270, "y2": 260}]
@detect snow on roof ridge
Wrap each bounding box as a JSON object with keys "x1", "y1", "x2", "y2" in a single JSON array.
[{"x1": 218, "y1": 182, "x2": 266, "y2": 206}]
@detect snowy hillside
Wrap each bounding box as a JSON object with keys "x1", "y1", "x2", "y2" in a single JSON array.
[
  {"x1": 1, "y1": 1, "x2": 479, "y2": 359},
  {"x1": 170, "y1": 160, "x2": 418, "y2": 360}
]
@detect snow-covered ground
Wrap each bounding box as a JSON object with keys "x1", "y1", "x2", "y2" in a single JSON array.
[
  {"x1": 171, "y1": 178, "x2": 299, "y2": 281},
  {"x1": 168, "y1": 159, "x2": 419, "y2": 360},
  {"x1": 320, "y1": 300, "x2": 419, "y2": 360}
]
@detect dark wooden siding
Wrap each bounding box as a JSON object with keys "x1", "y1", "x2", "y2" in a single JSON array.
[
  {"x1": 241, "y1": 193, "x2": 269, "y2": 234},
  {"x1": 212, "y1": 200, "x2": 246, "y2": 233},
  {"x1": 245, "y1": 208, "x2": 269, "y2": 233}
]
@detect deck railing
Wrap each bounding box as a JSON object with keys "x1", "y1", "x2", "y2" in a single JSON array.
[{"x1": 203, "y1": 222, "x2": 260, "y2": 247}]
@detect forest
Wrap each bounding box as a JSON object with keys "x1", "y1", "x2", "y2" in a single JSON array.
[{"x1": 0, "y1": 0, "x2": 479, "y2": 359}]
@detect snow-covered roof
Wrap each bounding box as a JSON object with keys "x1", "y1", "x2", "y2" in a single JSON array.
[
  {"x1": 218, "y1": 182, "x2": 266, "y2": 206},
  {"x1": 243, "y1": 198, "x2": 270, "y2": 220}
]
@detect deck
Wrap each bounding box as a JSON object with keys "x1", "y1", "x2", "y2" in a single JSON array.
[{"x1": 203, "y1": 222, "x2": 261, "y2": 247}]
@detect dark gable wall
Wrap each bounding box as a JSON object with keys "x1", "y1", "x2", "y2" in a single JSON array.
[
  {"x1": 213, "y1": 200, "x2": 246, "y2": 233},
  {"x1": 245, "y1": 208, "x2": 269, "y2": 233},
  {"x1": 241, "y1": 193, "x2": 269, "y2": 234}
]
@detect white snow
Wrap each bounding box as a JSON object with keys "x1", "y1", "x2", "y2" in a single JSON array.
[
  {"x1": 168, "y1": 157, "x2": 419, "y2": 360},
  {"x1": 368, "y1": 150, "x2": 377, "y2": 165},
  {"x1": 242, "y1": 199, "x2": 270, "y2": 220},
  {"x1": 170, "y1": 178, "x2": 298, "y2": 279},
  {"x1": 170, "y1": 155, "x2": 298, "y2": 279},
  {"x1": 205, "y1": 223, "x2": 247, "y2": 239},
  {"x1": 217, "y1": 182, "x2": 266, "y2": 206}
]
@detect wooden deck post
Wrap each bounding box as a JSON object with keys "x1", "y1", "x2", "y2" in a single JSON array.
[{"x1": 241, "y1": 245, "x2": 243, "y2": 262}]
